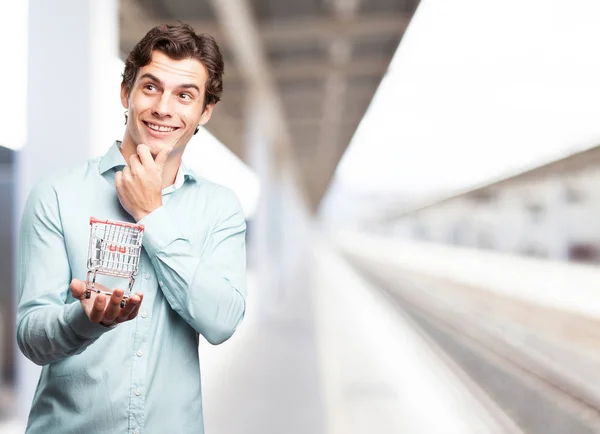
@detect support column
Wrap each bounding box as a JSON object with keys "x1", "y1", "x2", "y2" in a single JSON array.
[
  {"x1": 245, "y1": 87, "x2": 314, "y2": 321},
  {"x1": 0, "y1": 0, "x2": 27, "y2": 417},
  {"x1": 15, "y1": 0, "x2": 119, "y2": 422},
  {"x1": 246, "y1": 88, "x2": 281, "y2": 316}
]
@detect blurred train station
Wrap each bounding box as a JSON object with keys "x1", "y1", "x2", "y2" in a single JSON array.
[{"x1": 3, "y1": 0, "x2": 600, "y2": 433}]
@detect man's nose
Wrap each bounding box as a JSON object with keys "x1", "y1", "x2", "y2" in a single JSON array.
[{"x1": 152, "y1": 94, "x2": 172, "y2": 118}]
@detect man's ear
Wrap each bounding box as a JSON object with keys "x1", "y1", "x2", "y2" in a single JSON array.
[
  {"x1": 198, "y1": 103, "x2": 215, "y2": 126},
  {"x1": 120, "y1": 83, "x2": 129, "y2": 109}
]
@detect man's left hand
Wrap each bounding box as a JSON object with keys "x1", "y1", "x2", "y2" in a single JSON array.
[{"x1": 115, "y1": 144, "x2": 171, "y2": 222}]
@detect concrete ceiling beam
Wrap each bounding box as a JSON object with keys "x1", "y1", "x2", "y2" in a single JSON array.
[{"x1": 119, "y1": 13, "x2": 411, "y2": 49}]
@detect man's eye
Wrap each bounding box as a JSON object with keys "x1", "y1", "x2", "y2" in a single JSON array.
[
  {"x1": 180, "y1": 93, "x2": 192, "y2": 100},
  {"x1": 145, "y1": 84, "x2": 156, "y2": 91}
]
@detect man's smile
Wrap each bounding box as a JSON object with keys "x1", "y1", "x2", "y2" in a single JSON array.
[{"x1": 143, "y1": 121, "x2": 180, "y2": 133}]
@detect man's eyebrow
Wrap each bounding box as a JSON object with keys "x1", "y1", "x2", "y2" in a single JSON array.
[
  {"x1": 179, "y1": 83, "x2": 200, "y2": 92},
  {"x1": 139, "y1": 73, "x2": 200, "y2": 93},
  {"x1": 139, "y1": 73, "x2": 163, "y2": 86}
]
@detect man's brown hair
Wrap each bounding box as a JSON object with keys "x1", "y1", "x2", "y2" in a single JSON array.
[{"x1": 122, "y1": 22, "x2": 224, "y2": 111}]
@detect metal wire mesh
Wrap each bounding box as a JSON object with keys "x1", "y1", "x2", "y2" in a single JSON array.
[
  {"x1": 87, "y1": 221, "x2": 143, "y2": 277},
  {"x1": 86, "y1": 218, "x2": 144, "y2": 298}
]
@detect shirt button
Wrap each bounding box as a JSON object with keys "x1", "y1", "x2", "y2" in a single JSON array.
[
  {"x1": 135, "y1": 388, "x2": 142, "y2": 396},
  {"x1": 137, "y1": 350, "x2": 143, "y2": 357},
  {"x1": 144, "y1": 273, "x2": 150, "y2": 279},
  {"x1": 159, "y1": 281, "x2": 164, "y2": 287},
  {"x1": 141, "y1": 311, "x2": 148, "y2": 318}
]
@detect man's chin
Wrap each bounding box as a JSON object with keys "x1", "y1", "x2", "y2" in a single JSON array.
[
  {"x1": 140, "y1": 133, "x2": 184, "y2": 155},
  {"x1": 145, "y1": 142, "x2": 172, "y2": 157},
  {"x1": 146, "y1": 145, "x2": 160, "y2": 157}
]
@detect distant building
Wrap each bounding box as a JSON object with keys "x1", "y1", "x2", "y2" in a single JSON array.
[{"x1": 381, "y1": 145, "x2": 600, "y2": 263}]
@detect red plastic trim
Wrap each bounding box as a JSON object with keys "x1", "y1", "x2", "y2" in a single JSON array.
[{"x1": 89, "y1": 217, "x2": 145, "y2": 231}]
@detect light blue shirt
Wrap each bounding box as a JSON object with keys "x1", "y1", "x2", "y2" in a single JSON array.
[{"x1": 16, "y1": 141, "x2": 247, "y2": 434}]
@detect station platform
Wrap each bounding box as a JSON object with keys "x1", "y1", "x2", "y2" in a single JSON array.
[
  {"x1": 199, "y1": 241, "x2": 506, "y2": 434},
  {"x1": 3, "y1": 232, "x2": 600, "y2": 433}
]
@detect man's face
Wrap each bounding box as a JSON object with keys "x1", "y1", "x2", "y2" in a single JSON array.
[{"x1": 121, "y1": 50, "x2": 214, "y2": 156}]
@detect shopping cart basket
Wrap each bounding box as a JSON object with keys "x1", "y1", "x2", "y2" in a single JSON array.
[{"x1": 85, "y1": 217, "x2": 144, "y2": 307}]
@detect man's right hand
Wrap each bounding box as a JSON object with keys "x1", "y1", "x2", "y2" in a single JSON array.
[{"x1": 70, "y1": 279, "x2": 144, "y2": 326}]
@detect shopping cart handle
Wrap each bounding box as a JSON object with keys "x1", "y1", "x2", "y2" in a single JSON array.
[{"x1": 89, "y1": 216, "x2": 145, "y2": 231}]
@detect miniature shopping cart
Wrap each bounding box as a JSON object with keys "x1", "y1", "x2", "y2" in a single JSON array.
[{"x1": 85, "y1": 217, "x2": 145, "y2": 307}]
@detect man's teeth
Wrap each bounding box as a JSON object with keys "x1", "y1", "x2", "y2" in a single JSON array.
[{"x1": 147, "y1": 123, "x2": 176, "y2": 132}]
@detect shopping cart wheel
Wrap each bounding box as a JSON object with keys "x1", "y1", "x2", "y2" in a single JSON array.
[
  {"x1": 85, "y1": 290, "x2": 91, "y2": 299},
  {"x1": 120, "y1": 299, "x2": 126, "y2": 308}
]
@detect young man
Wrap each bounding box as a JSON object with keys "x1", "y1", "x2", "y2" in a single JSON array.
[{"x1": 16, "y1": 23, "x2": 247, "y2": 433}]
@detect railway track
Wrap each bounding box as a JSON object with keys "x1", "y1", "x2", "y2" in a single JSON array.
[{"x1": 345, "y1": 255, "x2": 600, "y2": 434}]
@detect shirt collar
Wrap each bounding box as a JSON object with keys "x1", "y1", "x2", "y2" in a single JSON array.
[
  {"x1": 99, "y1": 141, "x2": 127, "y2": 174},
  {"x1": 99, "y1": 141, "x2": 198, "y2": 183}
]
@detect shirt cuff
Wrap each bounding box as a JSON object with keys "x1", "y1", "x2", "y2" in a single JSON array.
[
  {"x1": 138, "y1": 205, "x2": 183, "y2": 258},
  {"x1": 65, "y1": 302, "x2": 116, "y2": 339}
]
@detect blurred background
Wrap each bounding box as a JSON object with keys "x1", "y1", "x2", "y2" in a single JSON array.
[{"x1": 3, "y1": 0, "x2": 600, "y2": 432}]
